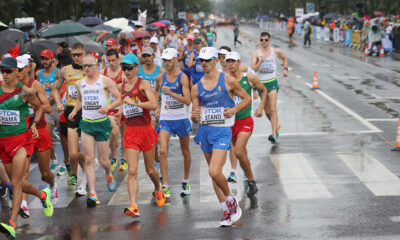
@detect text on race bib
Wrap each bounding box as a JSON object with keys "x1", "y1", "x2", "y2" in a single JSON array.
[
  {"x1": 123, "y1": 103, "x2": 143, "y2": 118},
  {"x1": 200, "y1": 107, "x2": 225, "y2": 125},
  {"x1": 83, "y1": 95, "x2": 101, "y2": 110},
  {"x1": 195, "y1": 62, "x2": 203, "y2": 72},
  {"x1": 0, "y1": 110, "x2": 20, "y2": 126},
  {"x1": 260, "y1": 61, "x2": 274, "y2": 74},
  {"x1": 164, "y1": 95, "x2": 184, "y2": 109},
  {"x1": 68, "y1": 85, "x2": 78, "y2": 99}
]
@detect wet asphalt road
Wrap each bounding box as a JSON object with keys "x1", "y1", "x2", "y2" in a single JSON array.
[{"x1": 3, "y1": 25, "x2": 400, "y2": 239}]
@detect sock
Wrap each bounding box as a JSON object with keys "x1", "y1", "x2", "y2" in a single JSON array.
[
  {"x1": 51, "y1": 159, "x2": 59, "y2": 165},
  {"x1": 39, "y1": 191, "x2": 46, "y2": 200},
  {"x1": 162, "y1": 185, "x2": 169, "y2": 189},
  {"x1": 9, "y1": 220, "x2": 15, "y2": 229},
  {"x1": 183, "y1": 179, "x2": 189, "y2": 183},
  {"x1": 220, "y1": 201, "x2": 229, "y2": 212},
  {"x1": 5, "y1": 182, "x2": 12, "y2": 194},
  {"x1": 89, "y1": 190, "x2": 96, "y2": 195},
  {"x1": 226, "y1": 195, "x2": 233, "y2": 203},
  {"x1": 231, "y1": 169, "x2": 236, "y2": 174},
  {"x1": 21, "y1": 200, "x2": 27, "y2": 208}
]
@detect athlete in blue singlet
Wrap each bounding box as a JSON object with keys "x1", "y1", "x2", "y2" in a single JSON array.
[
  {"x1": 191, "y1": 47, "x2": 251, "y2": 227},
  {"x1": 188, "y1": 38, "x2": 204, "y2": 89},
  {"x1": 179, "y1": 34, "x2": 195, "y2": 79}
]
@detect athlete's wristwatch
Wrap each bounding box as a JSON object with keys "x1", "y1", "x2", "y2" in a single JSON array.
[{"x1": 32, "y1": 120, "x2": 39, "y2": 126}]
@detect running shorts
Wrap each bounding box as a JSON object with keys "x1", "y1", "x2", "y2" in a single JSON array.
[
  {"x1": 79, "y1": 117, "x2": 112, "y2": 142},
  {"x1": 231, "y1": 116, "x2": 254, "y2": 143},
  {"x1": 258, "y1": 78, "x2": 279, "y2": 96},
  {"x1": 65, "y1": 106, "x2": 82, "y2": 129},
  {"x1": 34, "y1": 127, "x2": 53, "y2": 152},
  {"x1": 0, "y1": 131, "x2": 34, "y2": 164},
  {"x1": 157, "y1": 118, "x2": 192, "y2": 137},
  {"x1": 59, "y1": 121, "x2": 68, "y2": 137},
  {"x1": 123, "y1": 124, "x2": 158, "y2": 152},
  {"x1": 194, "y1": 125, "x2": 231, "y2": 154},
  {"x1": 45, "y1": 104, "x2": 59, "y2": 126}
]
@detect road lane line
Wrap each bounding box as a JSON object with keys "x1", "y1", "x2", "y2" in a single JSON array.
[
  {"x1": 271, "y1": 153, "x2": 333, "y2": 199},
  {"x1": 305, "y1": 82, "x2": 381, "y2": 133},
  {"x1": 337, "y1": 152, "x2": 400, "y2": 196},
  {"x1": 366, "y1": 118, "x2": 398, "y2": 122}
]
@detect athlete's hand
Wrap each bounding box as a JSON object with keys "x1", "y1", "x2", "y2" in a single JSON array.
[
  {"x1": 56, "y1": 103, "x2": 64, "y2": 112},
  {"x1": 223, "y1": 107, "x2": 236, "y2": 118},
  {"x1": 44, "y1": 82, "x2": 52, "y2": 89},
  {"x1": 31, "y1": 126, "x2": 39, "y2": 139},
  {"x1": 191, "y1": 107, "x2": 201, "y2": 123},
  {"x1": 123, "y1": 96, "x2": 135, "y2": 105},
  {"x1": 161, "y1": 86, "x2": 172, "y2": 95},
  {"x1": 252, "y1": 89, "x2": 259, "y2": 100},
  {"x1": 254, "y1": 107, "x2": 263, "y2": 118},
  {"x1": 261, "y1": 55, "x2": 268, "y2": 62},
  {"x1": 283, "y1": 69, "x2": 288, "y2": 77},
  {"x1": 68, "y1": 110, "x2": 76, "y2": 121},
  {"x1": 98, "y1": 105, "x2": 110, "y2": 114}
]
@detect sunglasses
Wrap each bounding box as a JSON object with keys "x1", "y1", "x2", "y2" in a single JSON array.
[
  {"x1": 72, "y1": 53, "x2": 84, "y2": 58},
  {"x1": 18, "y1": 67, "x2": 26, "y2": 72},
  {"x1": 121, "y1": 64, "x2": 137, "y2": 71},
  {"x1": 226, "y1": 59, "x2": 237, "y2": 63},
  {"x1": 199, "y1": 59, "x2": 214, "y2": 63},
  {"x1": 141, "y1": 54, "x2": 152, "y2": 58},
  {"x1": 0, "y1": 68, "x2": 13, "y2": 74},
  {"x1": 218, "y1": 54, "x2": 225, "y2": 60},
  {"x1": 260, "y1": 38, "x2": 269, "y2": 42},
  {"x1": 82, "y1": 63, "x2": 96, "y2": 68}
]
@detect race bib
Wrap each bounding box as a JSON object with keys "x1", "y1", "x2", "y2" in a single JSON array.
[
  {"x1": 0, "y1": 110, "x2": 20, "y2": 126},
  {"x1": 233, "y1": 96, "x2": 242, "y2": 106},
  {"x1": 195, "y1": 62, "x2": 203, "y2": 72},
  {"x1": 123, "y1": 103, "x2": 143, "y2": 118},
  {"x1": 68, "y1": 85, "x2": 78, "y2": 99},
  {"x1": 200, "y1": 107, "x2": 225, "y2": 125},
  {"x1": 83, "y1": 95, "x2": 101, "y2": 110},
  {"x1": 164, "y1": 95, "x2": 184, "y2": 109},
  {"x1": 260, "y1": 61, "x2": 274, "y2": 74}
]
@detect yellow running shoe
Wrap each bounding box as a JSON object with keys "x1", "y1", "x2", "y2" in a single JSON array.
[
  {"x1": 41, "y1": 188, "x2": 53, "y2": 218},
  {"x1": 0, "y1": 222, "x2": 15, "y2": 239},
  {"x1": 119, "y1": 159, "x2": 128, "y2": 171},
  {"x1": 110, "y1": 158, "x2": 117, "y2": 171},
  {"x1": 87, "y1": 193, "x2": 100, "y2": 207}
]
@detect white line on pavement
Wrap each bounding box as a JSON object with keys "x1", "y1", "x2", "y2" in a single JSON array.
[
  {"x1": 305, "y1": 82, "x2": 381, "y2": 133},
  {"x1": 366, "y1": 118, "x2": 398, "y2": 122}
]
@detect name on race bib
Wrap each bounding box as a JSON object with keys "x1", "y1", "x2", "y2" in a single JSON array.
[
  {"x1": 0, "y1": 110, "x2": 20, "y2": 126},
  {"x1": 233, "y1": 96, "x2": 242, "y2": 106},
  {"x1": 195, "y1": 62, "x2": 203, "y2": 72},
  {"x1": 200, "y1": 107, "x2": 225, "y2": 125},
  {"x1": 260, "y1": 62, "x2": 274, "y2": 74},
  {"x1": 83, "y1": 95, "x2": 101, "y2": 110},
  {"x1": 165, "y1": 95, "x2": 184, "y2": 109},
  {"x1": 123, "y1": 103, "x2": 143, "y2": 118},
  {"x1": 68, "y1": 85, "x2": 78, "y2": 99}
]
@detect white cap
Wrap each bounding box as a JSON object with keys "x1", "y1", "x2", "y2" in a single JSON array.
[
  {"x1": 198, "y1": 47, "x2": 218, "y2": 60},
  {"x1": 22, "y1": 54, "x2": 33, "y2": 61},
  {"x1": 3, "y1": 54, "x2": 11, "y2": 58},
  {"x1": 161, "y1": 48, "x2": 178, "y2": 60},
  {"x1": 150, "y1": 36, "x2": 159, "y2": 44},
  {"x1": 218, "y1": 49, "x2": 229, "y2": 55},
  {"x1": 169, "y1": 25, "x2": 176, "y2": 31},
  {"x1": 16, "y1": 55, "x2": 29, "y2": 68},
  {"x1": 190, "y1": 23, "x2": 195, "y2": 27},
  {"x1": 225, "y1": 51, "x2": 240, "y2": 61},
  {"x1": 193, "y1": 29, "x2": 200, "y2": 34}
]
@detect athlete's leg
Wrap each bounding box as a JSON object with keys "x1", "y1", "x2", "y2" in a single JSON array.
[
  {"x1": 151, "y1": 119, "x2": 159, "y2": 161},
  {"x1": 233, "y1": 132, "x2": 254, "y2": 181},
  {"x1": 267, "y1": 90, "x2": 278, "y2": 137},
  {"x1": 179, "y1": 135, "x2": 191, "y2": 181},
  {"x1": 120, "y1": 122, "x2": 127, "y2": 160},
  {"x1": 96, "y1": 140, "x2": 112, "y2": 176},
  {"x1": 37, "y1": 149, "x2": 55, "y2": 188},
  {"x1": 81, "y1": 132, "x2": 96, "y2": 193},
  {"x1": 229, "y1": 143, "x2": 237, "y2": 172},
  {"x1": 143, "y1": 146, "x2": 162, "y2": 192},
  {"x1": 60, "y1": 134, "x2": 69, "y2": 165},
  {"x1": 203, "y1": 152, "x2": 225, "y2": 202},
  {"x1": 158, "y1": 130, "x2": 171, "y2": 186},
  {"x1": 126, "y1": 148, "x2": 140, "y2": 204},
  {"x1": 68, "y1": 128, "x2": 80, "y2": 176},
  {"x1": 46, "y1": 122, "x2": 56, "y2": 161},
  {"x1": 208, "y1": 149, "x2": 231, "y2": 200},
  {"x1": 108, "y1": 115, "x2": 119, "y2": 159}
]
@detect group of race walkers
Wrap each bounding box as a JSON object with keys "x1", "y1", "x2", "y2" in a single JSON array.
[{"x1": 0, "y1": 23, "x2": 288, "y2": 239}]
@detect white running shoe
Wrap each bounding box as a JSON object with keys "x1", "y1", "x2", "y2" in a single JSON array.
[
  {"x1": 219, "y1": 210, "x2": 232, "y2": 227},
  {"x1": 227, "y1": 196, "x2": 242, "y2": 224},
  {"x1": 76, "y1": 185, "x2": 87, "y2": 197}
]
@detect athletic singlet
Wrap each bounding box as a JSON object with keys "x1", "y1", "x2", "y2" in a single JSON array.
[
  {"x1": 197, "y1": 73, "x2": 235, "y2": 127},
  {"x1": 234, "y1": 72, "x2": 252, "y2": 120},
  {"x1": 160, "y1": 72, "x2": 188, "y2": 120},
  {"x1": 191, "y1": 51, "x2": 204, "y2": 85},
  {"x1": 104, "y1": 68, "x2": 123, "y2": 84},
  {"x1": 154, "y1": 48, "x2": 162, "y2": 67},
  {"x1": 0, "y1": 82, "x2": 29, "y2": 137},
  {"x1": 206, "y1": 31, "x2": 214, "y2": 46},
  {"x1": 167, "y1": 34, "x2": 179, "y2": 49},
  {"x1": 27, "y1": 79, "x2": 46, "y2": 129},
  {"x1": 81, "y1": 75, "x2": 108, "y2": 120},
  {"x1": 121, "y1": 78, "x2": 151, "y2": 126},
  {"x1": 65, "y1": 65, "x2": 86, "y2": 106},
  {"x1": 257, "y1": 48, "x2": 276, "y2": 81},
  {"x1": 138, "y1": 65, "x2": 161, "y2": 91},
  {"x1": 183, "y1": 46, "x2": 194, "y2": 71},
  {"x1": 38, "y1": 67, "x2": 58, "y2": 98}
]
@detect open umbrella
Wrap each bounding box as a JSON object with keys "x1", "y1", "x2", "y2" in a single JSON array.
[
  {"x1": 42, "y1": 22, "x2": 92, "y2": 39},
  {"x1": 0, "y1": 38, "x2": 17, "y2": 56},
  {"x1": 92, "y1": 24, "x2": 114, "y2": 32},
  {"x1": 151, "y1": 21, "x2": 166, "y2": 28},
  {"x1": 160, "y1": 19, "x2": 172, "y2": 25},
  {"x1": 120, "y1": 26, "x2": 135, "y2": 38},
  {"x1": 373, "y1": 11, "x2": 384, "y2": 17},
  {"x1": 324, "y1": 13, "x2": 338, "y2": 19},
  {"x1": 0, "y1": 21, "x2": 8, "y2": 31},
  {"x1": 104, "y1": 18, "x2": 129, "y2": 28},
  {"x1": 132, "y1": 31, "x2": 150, "y2": 39},
  {"x1": 79, "y1": 17, "x2": 104, "y2": 27},
  {"x1": 50, "y1": 35, "x2": 105, "y2": 54},
  {"x1": 0, "y1": 29, "x2": 24, "y2": 45},
  {"x1": 20, "y1": 39, "x2": 58, "y2": 59}
]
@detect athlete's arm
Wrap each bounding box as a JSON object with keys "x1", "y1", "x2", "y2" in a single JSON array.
[
  {"x1": 163, "y1": 35, "x2": 169, "y2": 48},
  {"x1": 178, "y1": 47, "x2": 185, "y2": 61},
  {"x1": 68, "y1": 80, "x2": 82, "y2": 121},
  {"x1": 47, "y1": 69, "x2": 60, "y2": 105},
  {"x1": 33, "y1": 81, "x2": 51, "y2": 114},
  {"x1": 275, "y1": 48, "x2": 288, "y2": 77},
  {"x1": 248, "y1": 73, "x2": 267, "y2": 117},
  {"x1": 213, "y1": 31, "x2": 217, "y2": 42},
  {"x1": 162, "y1": 73, "x2": 191, "y2": 106},
  {"x1": 251, "y1": 50, "x2": 262, "y2": 72},
  {"x1": 54, "y1": 67, "x2": 66, "y2": 112},
  {"x1": 190, "y1": 84, "x2": 200, "y2": 123},
  {"x1": 99, "y1": 77, "x2": 121, "y2": 114},
  {"x1": 35, "y1": 70, "x2": 40, "y2": 80},
  {"x1": 202, "y1": 37, "x2": 208, "y2": 47},
  {"x1": 22, "y1": 86, "x2": 40, "y2": 138},
  {"x1": 188, "y1": 52, "x2": 195, "y2": 68},
  {"x1": 225, "y1": 75, "x2": 251, "y2": 118},
  {"x1": 154, "y1": 74, "x2": 162, "y2": 117},
  {"x1": 136, "y1": 80, "x2": 157, "y2": 110}
]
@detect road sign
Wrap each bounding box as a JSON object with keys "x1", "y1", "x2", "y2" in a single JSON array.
[
  {"x1": 306, "y1": 3, "x2": 315, "y2": 13},
  {"x1": 295, "y1": 8, "x2": 304, "y2": 17},
  {"x1": 178, "y1": 11, "x2": 187, "y2": 20}
]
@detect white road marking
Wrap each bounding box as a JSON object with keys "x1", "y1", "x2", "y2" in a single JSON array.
[
  {"x1": 251, "y1": 130, "x2": 378, "y2": 138},
  {"x1": 338, "y1": 152, "x2": 400, "y2": 196},
  {"x1": 366, "y1": 118, "x2": 398, "y2": 122},
  {"x1": 271, "y1": 153, "x2": 332, "y2": 199},
  {"x1": 389, "y1": 216, "x2": 400, "y2": 222},
  {"x1": 296, "y1": 75, "x2": 302, "y2": 79},
  {"x1": 305, "y1": 82, "x2": 381, "y2": 133}
]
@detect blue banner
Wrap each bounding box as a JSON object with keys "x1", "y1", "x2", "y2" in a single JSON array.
[
  {"x1": 345, "y1": 30, "x2": 352, "y2": 45},
  {"x1": 313, "y1": 26, "x2": 317, "y2": 38}
]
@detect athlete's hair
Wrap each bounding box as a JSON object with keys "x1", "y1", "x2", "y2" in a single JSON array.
[
  {"x1": 219, "y1": 46, "x2": 231, "y2": 52},
  {"x1": 72, "y1": 43, "x2": 85, "y2": 51},
  {"x1": 260, "y1": 32, "x2": 271, "y2": 38},
  {"x1": 106, "y1": 49, "x2": 119, "y2": 59}
]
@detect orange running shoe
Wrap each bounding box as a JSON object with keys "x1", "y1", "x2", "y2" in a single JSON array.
[
  {"x1": 154, "y1": 189, "x2": 166, "y2": 207},
  {"x1": 124, "y1": 203, "x2": 140, "y2": 218}
]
